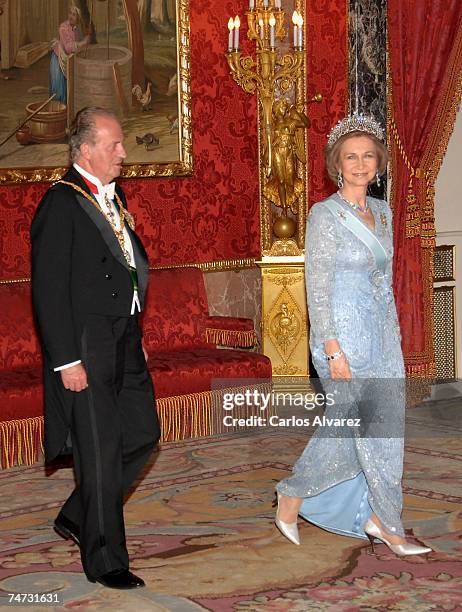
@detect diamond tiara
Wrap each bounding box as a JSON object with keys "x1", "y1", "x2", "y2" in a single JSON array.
[{"x1": 327, "y1": 113, "x2": 384, "y2": 148}]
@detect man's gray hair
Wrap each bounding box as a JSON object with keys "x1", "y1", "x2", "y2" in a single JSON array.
[{"x1": 69, "y1": 107, "x2": 118, "y2": 163}]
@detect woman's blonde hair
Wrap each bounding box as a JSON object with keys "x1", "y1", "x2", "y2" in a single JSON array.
[
  {"x1": 69, "y1": 5, "x2": 83, "y2": 27},
  {"x1": 324, "y1": 131, "x2": 388, "y2": 183}
]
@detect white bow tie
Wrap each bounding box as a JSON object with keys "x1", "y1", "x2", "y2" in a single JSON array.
[{"x1": 99, "y1": 183, "x2": 115, "y2": 201}]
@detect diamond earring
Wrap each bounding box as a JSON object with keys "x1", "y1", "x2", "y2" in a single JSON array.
[
  {"x1": 376, "y1": 170, "x2": 381, "y2": 187},
  {"x1": 337, "y1": 171, "x2": 343, "y2": 189}
]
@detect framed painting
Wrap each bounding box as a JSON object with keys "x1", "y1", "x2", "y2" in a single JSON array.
[{"x1": 0, "y1": 0, "x2": 192, "y2": 184}]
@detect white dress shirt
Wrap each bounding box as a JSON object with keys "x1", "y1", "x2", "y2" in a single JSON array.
[{"x1": 54, "y1": 165, "x2": 140, "y2": 372}]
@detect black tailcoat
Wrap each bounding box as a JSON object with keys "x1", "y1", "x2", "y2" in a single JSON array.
[{"x1": 31, "y1": 167, "x2": 149, "y2": 461}]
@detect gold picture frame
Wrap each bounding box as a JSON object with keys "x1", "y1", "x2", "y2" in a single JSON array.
[{"x1": 0, "y1": 0, "x2": 192, "y2": 184}]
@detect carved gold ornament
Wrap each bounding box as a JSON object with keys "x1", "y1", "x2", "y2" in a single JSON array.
[{"x1": 269, "y1": 300, "x2": 301, "y2": 355}]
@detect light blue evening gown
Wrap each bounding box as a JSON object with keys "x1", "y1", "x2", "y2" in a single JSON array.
[{"x1": 277, "y1": 192, "x2": 405, "y2": 539}]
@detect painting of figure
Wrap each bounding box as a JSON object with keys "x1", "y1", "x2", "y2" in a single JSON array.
[
  {"x1": 49, "y1": 5, "x2": 90, "y2": 103},
  {"x1": 0, "y1": 0, "x2": 191, "y2": 182}
]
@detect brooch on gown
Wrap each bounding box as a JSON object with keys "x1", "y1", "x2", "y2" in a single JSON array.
[
  {"x1": 380, "y1": 213, "x2": 387, "y2": 227},
  {"x1": 369, "y1": 269, "x2": 393, "y2": 303},
  {"x1": 369, "y1": 269, "x2": 385, "y2": 286}
]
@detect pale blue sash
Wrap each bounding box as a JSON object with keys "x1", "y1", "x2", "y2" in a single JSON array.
[{"x1": 321, "y1": 198, "x2": 388, "y2": 273}]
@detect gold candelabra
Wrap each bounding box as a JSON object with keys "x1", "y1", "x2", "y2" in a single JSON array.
[{"x1": 226, "y1": 0, "x2": 312, "y2": 254}]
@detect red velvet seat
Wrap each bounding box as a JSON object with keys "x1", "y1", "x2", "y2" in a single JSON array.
[
  {"x1": 143, "y1": 267, "x2": 271, "y2": 397},
  {"x1": 0, "y1": 367, "x2": 43, "y2": 422},
  {"x1": 150, "y1": 348, "x2": 271, "y2": 398}
]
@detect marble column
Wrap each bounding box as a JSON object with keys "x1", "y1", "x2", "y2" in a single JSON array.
[{"x1": 348, "y1": 0, "x2": 387, "y2": 198}]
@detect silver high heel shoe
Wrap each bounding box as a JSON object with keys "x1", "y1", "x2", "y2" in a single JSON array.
[
  {"x1": 274, "y1": 492, "x2": 300, "y2": 545},
  {"x1": 364, "y1": 519, "x2": 431, "y2": 556}
]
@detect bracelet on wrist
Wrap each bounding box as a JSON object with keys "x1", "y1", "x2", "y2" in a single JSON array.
[{"x1": 325, "y1": 349, "x2": 343, "y2": 361}]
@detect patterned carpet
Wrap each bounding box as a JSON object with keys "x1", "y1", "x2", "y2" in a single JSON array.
[{"x1": 0, "y1": 397, "x2": 461, "y2": 611}]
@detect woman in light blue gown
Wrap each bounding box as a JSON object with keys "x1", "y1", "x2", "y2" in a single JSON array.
[{"x1": 275, "y1": 115, "x2": 431, "y2": 556}]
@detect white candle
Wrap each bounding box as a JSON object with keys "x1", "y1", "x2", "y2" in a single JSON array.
[
  {"x1": 292, "y1": 11, "x2": 298, "y2": 48},
  {"x1": 234, "y1": 15, "x2": 240, "y2": 49},
  {"x1": 249, "y1": 0, "x2": 255, "y2": 9},
  {"x1": 298, "y1": 14, "x2": 303, "y2": 48},
  {"x1": 259, "y1": 18, "x2": 264, "y2": 40},
  {"x1": 269, "y1": 14, "x2": 276, "y2": 48},
  {"x1": 275, "y1": 0, "x2": 281, "y2": 8},
  {"x1": 228, "y1": 17, "x2": 234, "y2": 51},
  {"x1": 263, "y1": 0, "x2": 269, "y2": 7}
]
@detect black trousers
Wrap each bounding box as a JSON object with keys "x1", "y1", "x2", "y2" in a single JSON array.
[{"x1": 60, "y1": 314, "x2": 160, "y2": 579}]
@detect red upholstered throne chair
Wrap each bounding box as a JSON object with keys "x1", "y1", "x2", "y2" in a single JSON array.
[
  {"x1": 0, "y1": 269, "x2": 272, "y2": 468},
  {"x1": 142, "y1": 267, "x2": 272, "y2": 441}
]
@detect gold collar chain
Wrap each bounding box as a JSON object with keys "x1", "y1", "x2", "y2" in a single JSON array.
[{"x1": 56, "y1": 180, "x2": 135, "y2": 264}]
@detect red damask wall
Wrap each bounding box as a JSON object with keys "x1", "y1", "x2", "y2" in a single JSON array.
[
  {"x1": 306, "y1": 0, "x2": 348, "y2": 206},
  {"x1": 0, "y1": 2, "x2": 347, "y2": 280}
]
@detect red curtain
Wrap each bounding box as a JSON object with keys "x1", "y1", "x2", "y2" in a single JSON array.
[{"x1": 388, "y1": 0, "x2": 462, "y2": 377}]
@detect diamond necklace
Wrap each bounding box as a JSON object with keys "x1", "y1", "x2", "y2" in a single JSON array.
[{"x1": 337, "y1": 190, "x2": 369, "y2": 213}]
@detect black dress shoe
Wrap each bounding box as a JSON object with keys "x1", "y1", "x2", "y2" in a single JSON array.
[
  {"x1": 88, "y1": 569, "x2": 145, "y2": 590},
  {"x1": 54, "y1": 512, "x2": 80, "y2": 547}
]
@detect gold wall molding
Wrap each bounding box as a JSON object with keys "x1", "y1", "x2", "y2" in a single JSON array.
[
  {"x1": 1, "y1": 258, "x2": 258, "y2": 285},
  {"x1": 0, "y1": 277, "x2": 31, "y2": 285},
  {"x1": 150, "y1": 258, "x2": 257, "y2": 272},
  {"x1": 266, "y1": 269, "x2": 304, "y2": 286}
]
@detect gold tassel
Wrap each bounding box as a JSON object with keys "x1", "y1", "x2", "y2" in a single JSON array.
[
  {"x1": 0, "y1": 417, "x2": 44, "y2": 469},
  {"x1": 0, "y1": 384, "x2": 273, "y2": 468},
  {"x1": 156, "y1": 383, "x2": 273, "y2": 442},
  {"x1": 205, "y1": 328, "x2": 257, "y2": 348}
]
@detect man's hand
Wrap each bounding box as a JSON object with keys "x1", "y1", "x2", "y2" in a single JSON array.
[{"x1": 60, "y1": 364, "x2": 88, "y2": 392}]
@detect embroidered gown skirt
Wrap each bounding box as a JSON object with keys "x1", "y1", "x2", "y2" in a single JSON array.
[{"x1": 276, "y1": 193, "x2": 406, "y2": 539}]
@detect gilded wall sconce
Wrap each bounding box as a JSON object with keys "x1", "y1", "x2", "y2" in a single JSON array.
[
  {"x1": 226, "y1": 1, "x2": 322, "y2": 386},
  {"x1": 226, "y1": 1, "x2": 309, "y2": 256}
]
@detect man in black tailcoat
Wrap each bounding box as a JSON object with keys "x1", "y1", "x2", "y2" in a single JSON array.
[{"x1": 31, "y1": 107, "x2": 160, "y2": 589}]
